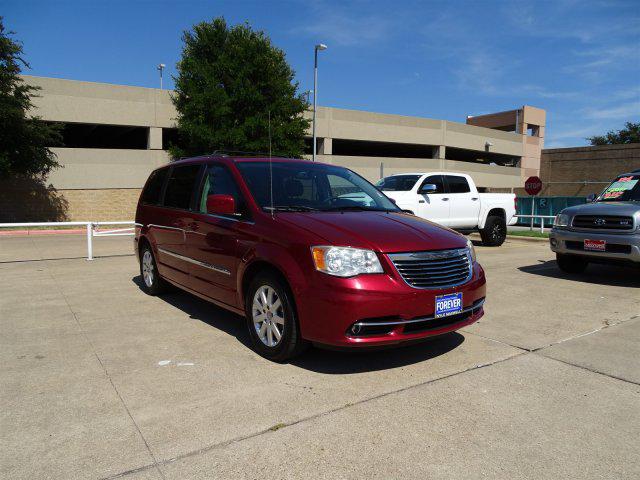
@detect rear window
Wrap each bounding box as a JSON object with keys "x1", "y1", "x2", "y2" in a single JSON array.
[
  {"x1": 163, "y1": 164, "x2": 201, "y2": 209},
  {"x1": 446, "y1": 175, "x2": 470, "y2": 193},
  {"x1": 376, "y1": 175, "x2": 421, "y2": 191},
  {"x1": 141, "y1": 168, "x2": 168, "y2": 205}
]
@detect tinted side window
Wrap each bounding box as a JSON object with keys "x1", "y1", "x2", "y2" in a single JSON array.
[
  {"x1": 198, "y1": 164, "x2": 246, "y2": 216},
  {"x1": 421, "y1": 175, "x2": 446, "y2": 194},
  {"x1": 446, "y1": 175, "x2": 471, "y2": 193},
  {"x1": 141, "y1": 168, "x2": 168, "y2": 205},
  {"x1": 163, "y1": 165, "x2": 201, "y2": 209}
]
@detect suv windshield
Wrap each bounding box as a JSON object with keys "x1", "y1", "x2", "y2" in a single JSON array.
[
  {"x1": 236, "y1": 161, "x2": 400, "y2": 212},
  {"x1": 376, "y1": 175, "x2": 421, "y2": 191},
  {"x1": 596, "y1": 174, "x2": 640, "y2": 202}
]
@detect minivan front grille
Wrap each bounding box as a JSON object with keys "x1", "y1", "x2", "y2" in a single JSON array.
[
  {"x1": 572, "y1": 215, "x2": 634, "y2": 230},
  {"x1": 388, "y1": 248, "x2": 472, "y2": 289}
]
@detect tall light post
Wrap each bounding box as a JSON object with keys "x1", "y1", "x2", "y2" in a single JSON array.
[
  {"x1": 157, "y1": 63, "x2": 166, "y2": 89},
  {"x1": 312, "y1": 44, "x2": 327, "y2": 161}
]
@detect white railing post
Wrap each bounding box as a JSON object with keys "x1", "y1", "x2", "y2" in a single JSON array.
[
  {"x1": 530, "y1": 198, "x2": 535, "y2": 231},
  {"x1": 86, "y1": 223, "x2": 93, "y2": 261}
]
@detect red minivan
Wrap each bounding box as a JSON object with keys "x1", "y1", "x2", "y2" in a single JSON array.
[{"x1": 135, "y1": 156, "x2": 486, "y2": 361}]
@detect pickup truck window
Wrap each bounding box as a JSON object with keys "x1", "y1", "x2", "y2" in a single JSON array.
[
  {"x1": 421, "y1": 175, "x2": 446, "y2": 194},
  {"x1": 376, "y1": 175, "x2": 421, "y2": 191},
  {"x1": 445, "y1": 175, "x2": 471, "y2": 193},
  {"x1": 597, "y1": 174, "x2": 640, "y2": 202}
]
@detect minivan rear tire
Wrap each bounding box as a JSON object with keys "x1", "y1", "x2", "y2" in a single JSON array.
[
  {"x1": 245, "y1": 272, "x2": 308, "y2": 362},
  {"x1": 140, "y1": 244, "x2": 168, "y2": 295}
]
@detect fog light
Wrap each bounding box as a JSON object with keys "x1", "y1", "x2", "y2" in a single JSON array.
[{"x1": 550, "y1": 238, "x2": 558, "y2": 247}]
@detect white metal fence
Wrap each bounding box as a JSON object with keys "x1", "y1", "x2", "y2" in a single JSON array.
[
  {"x1": 0, "y1": 221, "x2": 138, "y2": 260},
  {"x1": 514, "y1": 215, "x2": 556, "y2": 233}
]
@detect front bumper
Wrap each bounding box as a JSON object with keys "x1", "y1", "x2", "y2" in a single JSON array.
[
  {"x1": 549, "y1": 228, "x2": 640, "y2": 263},
  {"x1": 296, "y1": 263, "x2": 486, "y2": 347}
]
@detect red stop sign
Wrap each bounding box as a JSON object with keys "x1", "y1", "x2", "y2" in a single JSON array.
[{"x1": 525, "y1": 176, "x2": 542, "y2": 196}]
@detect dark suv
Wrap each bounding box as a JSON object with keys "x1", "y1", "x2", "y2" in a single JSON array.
[{"x1": 135, "y1": 156, "x2": 486, "y2": 361}]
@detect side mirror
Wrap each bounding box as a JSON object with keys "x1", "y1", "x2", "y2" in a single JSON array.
[
  {"x1": 388, "y1": 197, "x2": 397, "y2": 204},
  {"x1": 419, "y1": 183, "x2": 437, "y2": 194},
  {"x1": 586, "y1": 193, "x2": 596, "y2": 203},
  {"x1": 206, "y1": 194, "x2": 236, "y2": 215}
]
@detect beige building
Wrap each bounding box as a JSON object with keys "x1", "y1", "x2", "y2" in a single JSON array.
[{"x1": 4, "y1": 75, "x2": 545, "y2": 221}]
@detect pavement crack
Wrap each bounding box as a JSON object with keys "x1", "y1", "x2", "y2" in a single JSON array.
[
  {"x1": 537, "y1": 354, "x2": 640, "y2": 386},
  {"x1": 102, "y1": 350, "x2": 528, "y2": 479},
  {"x1": 43, "y1": 266, "x2": 167, "y2": 480}
]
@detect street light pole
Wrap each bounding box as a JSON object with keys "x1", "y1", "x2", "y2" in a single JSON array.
[
  {"x1": 312, "y1": 44, "x2": 327, "y2": 162},
  {"x1": 157, "y1": 63, "x2": 165, "y2": 90}
]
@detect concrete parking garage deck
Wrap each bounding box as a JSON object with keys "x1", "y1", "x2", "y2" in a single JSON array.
[{"x1": 1, "y1": 235, "x2": 638, "y2": 479}]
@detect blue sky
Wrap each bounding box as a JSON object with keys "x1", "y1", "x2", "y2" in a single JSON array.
[{"x1": 4, "y1": 0, "x2": 639, "y2": 147}]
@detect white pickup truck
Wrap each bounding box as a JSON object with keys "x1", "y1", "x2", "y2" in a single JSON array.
[{"x1": 377, "y1": 172, "x2": 517, "y2": 246}]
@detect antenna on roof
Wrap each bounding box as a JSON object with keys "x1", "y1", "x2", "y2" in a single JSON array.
[{"x1": 268, "y1": 110, "x2": 274, "y2": 219}]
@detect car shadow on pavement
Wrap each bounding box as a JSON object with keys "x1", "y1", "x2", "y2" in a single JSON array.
[
  {"x1": 131, "y1": 275, "x2": 253, "y2": 349},
  {"x1": 132, "y1": 276, "x2": 467, "y2": 372},
  {"x1": 519, "y1": 260, "x2": 640, "y2": 287},
  {"x1": 291, "y1": 333, "x2": 465, "y2": 374}
]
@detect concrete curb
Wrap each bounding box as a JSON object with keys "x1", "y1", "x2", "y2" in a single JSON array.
[{"x1": 468, "y1": 232, "x2": 549, "y2": 244}]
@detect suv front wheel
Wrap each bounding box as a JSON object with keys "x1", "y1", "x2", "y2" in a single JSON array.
[{"x1": 556, "y1": 253, "x2": 588, "y2": 274}]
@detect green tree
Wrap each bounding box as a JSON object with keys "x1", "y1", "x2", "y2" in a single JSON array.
[
  {"x1": 587, "y1": 122, "x2": 640, "y2": 146},
  {"x1": 0, "y1": 17, "x2": 62, "y2": 178},
  {"x1": 171, "y1": 18, "x2": 310, "y2": 158}
]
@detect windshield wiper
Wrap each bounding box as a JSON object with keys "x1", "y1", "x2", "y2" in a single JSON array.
[
  {"x1": 321, "y1": 205, "x2": 393, "y2": 212},
  {"x1": 263, "y1": 205, "x2": 320, "y2": 212}
]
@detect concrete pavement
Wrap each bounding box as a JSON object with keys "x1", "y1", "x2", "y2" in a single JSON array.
[{"x1": 1, "y1": 235, "x2": 638, "y2": 479}]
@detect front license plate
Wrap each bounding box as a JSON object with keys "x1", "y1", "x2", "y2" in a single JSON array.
[
  {"x1": 435, "y1": 292, "x2": 463, "y2": 318},
  {"x1": 584, "y1": 239, "x2": 606, "y2": 251}
]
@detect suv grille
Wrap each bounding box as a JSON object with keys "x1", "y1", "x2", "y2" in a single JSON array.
[
  {"x1": 572, "y1": 215, "x2": 634, "y2": 230},
  {"x1": 388, "y1": 248, "x2": 472, "y2": 289}
]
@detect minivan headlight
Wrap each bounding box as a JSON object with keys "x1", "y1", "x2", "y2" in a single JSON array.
[
  {"x1": 311, "y1": 246, "x2": 383, "y2": 277},
  {"x1": 466, "y1": 239, "x2": 476, "y2": 263},
  {"x1": 555, "y1": 213, "x2": 570, "y2": 227}
]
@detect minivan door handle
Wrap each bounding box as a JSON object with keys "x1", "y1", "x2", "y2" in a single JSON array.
[
  {"x1": 471, "y1": 197, "x2": 479, "y2": 201},
  {"x1": 441, "y1": 198, "x2": 449, "y2": 201}
]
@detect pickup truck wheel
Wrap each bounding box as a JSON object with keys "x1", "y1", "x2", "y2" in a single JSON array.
[
  {"x1": 245, "y1": 272, "x2": 308, "y2": 362},
  {"x1": 480, "y1": 216, "x2": 507, "y2": 246},
  {"x1": 139, "y1": 245, "x2": 168, "y2": 295},
  {"x1": 556, "y1": 253, "x2": 588, "y2": 273}
]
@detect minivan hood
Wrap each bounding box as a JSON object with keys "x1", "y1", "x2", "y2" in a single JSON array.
[{"x1": 275, "y1": 211, "x2": 466, "y2": 253}]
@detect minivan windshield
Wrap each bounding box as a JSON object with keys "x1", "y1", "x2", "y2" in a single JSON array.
[
  {"x1": 376, "y1": 175, "x2": 421, "y2": 191},
  {"x1": 235, "y1": 161, "x2": 400, "y2": 212},
  {"x1": 596, "y1": 174, "x2": 640, "y2": 202}
]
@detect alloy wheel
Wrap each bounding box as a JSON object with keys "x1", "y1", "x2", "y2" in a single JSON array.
[
  {"x1": 142, "y1": 250, "x2": 154, "y2": 287},
  {"x1": 252, "y1": 285, "x2": 284, "y2": 347}
]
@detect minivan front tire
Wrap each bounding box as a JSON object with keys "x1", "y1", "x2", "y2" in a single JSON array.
[{"x1": 245, "y1": 272, "x2": 307, "y2": 362}]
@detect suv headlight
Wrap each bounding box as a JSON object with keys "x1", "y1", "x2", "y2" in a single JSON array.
[
  {"x1": 555, "y1": 213, "x2": 570, "y2": 227},
  {"x1": 311, "y1": 246, "x2": 383, "y2": 277},
  {"x1": 466, "y1": 239, "x2": 477, "y2": 263}
]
